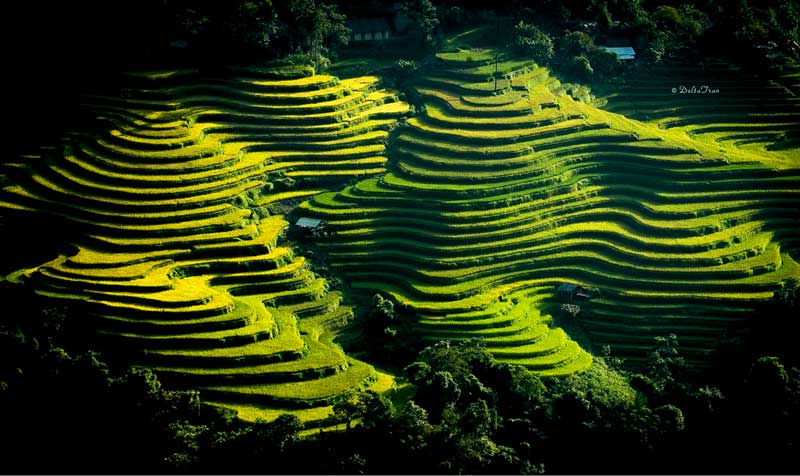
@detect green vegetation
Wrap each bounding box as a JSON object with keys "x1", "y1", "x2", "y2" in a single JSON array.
[
  {"x1": 0, "y1": 65, "x2": 409, "y2": 423},
  {"x1": 2, "y1": 0, "x2": 800, "y2": 473},
  {"x1": 301, "y1": 46, "x2": 800, "y2": 368},
  {"x1": 4, "y1": 310, "x2": 798, "y2": 473},
  {"x1": 599, "y1": 60, "x2": 800, "y2": 162}
]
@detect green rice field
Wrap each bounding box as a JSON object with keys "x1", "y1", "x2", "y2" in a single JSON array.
[
  {"x1": 299, "y1": 48, "x2": 800, "y2": 368},
  {"x1": 0, "y1": 65, "x2": 409, "y2": 424},
  {"x1": 2, "y1": 44, "x2": 799, "y2": 424}
]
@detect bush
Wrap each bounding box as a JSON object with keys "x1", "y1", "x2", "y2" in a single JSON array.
[
  {"x1": 555, "y1": 30, "x2": 623, "y2": 82},
  {"x1": 559, "y1": 31, "x2": 596, "y2": 58},
  {"x1": 649, "y1": 4, "x2": 709, "y2": 59},
  {"x1": 513, "y1": 22, "x2": 554, "y2": 65},
  {"x1": 564, "y1": 55, "x2": 594, "y2": 82},
  {"x1": 394, "y1": 59, "x2": 419, "y2": 77},
  {"x1": 282, "y1": 52, "x2": 316, "y2": 67},
  {"x1": 590, "y1": 48, "x2": 621, "y2": 79}
]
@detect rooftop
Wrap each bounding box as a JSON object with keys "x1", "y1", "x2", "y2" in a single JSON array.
[
  {"x1": 557, "y1": 283, "x2": 580, "y2": 293},
  {"x1": 295, "y1": 217, "x2": 323, "y2": 229},
  {"x1": 600, "y1": 46, "x2": 636, "y2": 60}
]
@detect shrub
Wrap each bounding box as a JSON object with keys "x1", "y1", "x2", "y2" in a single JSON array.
[
  {"x1": 649, "y1": 4, "x2": 709, "y2": 59},
  {"x1": 282, "y1": 52, "x2": 316, "y2": 68},
  {"x1": 405, "y1": 0, "x2": 440, "y2": 47},
  {"x1": 564, "y1": 55, "x2": 594, "y2": 82},
  {"x1": 590, "y1": 48, "x2": 621, "y2": 79},
  {"x1": 513, "y1": 22, "x2": 555, "y2": 65},
  {"x1": 394, "y1": 59, "x2": 419, "y2": 79},
  {"x1": 559, "y1": 31, "x2": 595, "y2": 58}
]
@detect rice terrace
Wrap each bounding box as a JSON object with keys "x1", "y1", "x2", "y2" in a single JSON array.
[{"x1": 1, "y1": 0, "x2": 799, "y2": 474}]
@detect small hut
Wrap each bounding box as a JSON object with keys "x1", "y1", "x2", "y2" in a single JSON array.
[
  {"x1": 295, "y1": 217, "x2": 326, "y2": 236},
  {"x1": 599, "y1": 45, "x2": 636, "y2": 61},
  {"x1": 557, "y1": 283, "x2": 581, "y2": 299},
  {"x1": 557, "y1": 283, "x2": 594, "y2": 301}
]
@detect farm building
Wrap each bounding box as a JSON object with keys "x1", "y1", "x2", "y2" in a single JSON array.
[
  {"x1": 599, "y1": 46, "x2": 636, "y2": 61},
  {"x1": 348, "y1": 18, "x2": 392, "y2": 42},
  {"x1": 557, "y1": 283, "x2": 593, "y2": 301},
  {"x1": 295, "y1": 217, "x2": 326, "y2": 236}
]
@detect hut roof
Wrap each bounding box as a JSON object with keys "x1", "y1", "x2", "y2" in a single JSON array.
[
  {"x1": 600, "y1": 46, "x2": 636, "y2": 60},
  {"x1": 557, "y1": 283, "x2": 580, "y2": 293},
  {"x1": 295, "y1": 217, "x2": 323, "y2": 229}
]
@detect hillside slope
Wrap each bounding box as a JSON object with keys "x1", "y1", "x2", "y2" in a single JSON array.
[
  {"x1": 0, "y1": 65, "x2": 408, "y2": 423},
  {"x1": 600, "y1": 59, "x2": 800, "y2": 164},
  {"x1": 300, "y1": 50, "x2": 800, "y2": 366}
]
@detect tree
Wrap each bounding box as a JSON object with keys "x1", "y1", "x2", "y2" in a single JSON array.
[
  {"x1": 560, "y1": 31, "x2": 595, "y2": 58},
  {"x1": 745, "y1": 356, "x2": 789, "y2": 403},
  {"x1": 732, "y1": 355, "x2": 798, "y2": 471},
  {"x1": 253, "y1": 414, "x2": 302, "y2": 454},
  {"x1": 648, "y1": 333, "x2": 686, "y2": 393},
  {"x1": 715, "y1": 0, "x2": 798, "y2": 57},
  {"x1": 614, "y1": 0, "x2": 649, "y2": 26},
  {"x1": 224, "y1": 0, "x2": 279, "y2": 53},
  {"x1": 766, "y1": 0, "x2": 800, "y2": 47},
  {"x1": 368, "y1": 293, "x2": 396, "y2": 331},
  {"x1": 393, "y1": 59, "x2": 419, "y2": 81},
  {"x1": 653, "y1": 404, "x2": 685, "y2": 434},
  {"x1": 404, "y1": 340, "x2": 499, "y2": 421},
  {"x1": 775, "y1": 277, "x2": 799, "y2": 308},
  {"x1": 651, "y1": 4, "x2": 709, "y2": 57},
  {"x1": 565, "y1": 55, "x2": 594, "y2": 82},
  {"x1": 307, "y1": 2, "x2": 350, "y2": 67},
  {"x1": 643, "y1": 31, "x2": 667, "y2": 62},
  {"x1": 273, "y1": 0, "x2": 349, "y2": 67},
  {"x1": 164, "y1": 421, "x2": 208, "y2": 471},
  {"x1": 460, "y1": 399, "x2": 497, "y2": 436},
  {"x1": 363, "y1": 293, "x2": 411, "y2": 365},
  {"x1": 393, "y1": 402, "x2": 433, "y2": 455},
  {"x1": 513, "y1": 22, "x2": 555, "y2": 64},
  {"x1": 333, "y1": 390, "x2": 390, "y2": 431},
  {"x1": 596, "y1": 4, "x2": 613, "y2": 30},
  {"x1": 171, "y1": 1, "x2": 279, "y2": 59},
  {"x1": 590, "y1": 47, "x2": 621, "y2": 79},
  {"x1": 399, "y1": 340, "x2": 551, "y2": 473},
  {"x1": 406, "y1": 0, "x2": 439, "y2": 46}
]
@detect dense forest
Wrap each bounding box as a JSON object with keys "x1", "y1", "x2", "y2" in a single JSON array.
[{"x1": 2, "y1": 0, "x2": 800, "y2": 474}]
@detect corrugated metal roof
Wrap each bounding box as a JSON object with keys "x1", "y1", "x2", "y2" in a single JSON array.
[
  {"x1": 296, "y1": 217, "x2": 323, "y2": 228},
  {"x1": 600, "y1": 46, "x2": 636, "y2": 60},
  {"x1": 557, "y1": 283, "x2": 579, "y2": 293}
]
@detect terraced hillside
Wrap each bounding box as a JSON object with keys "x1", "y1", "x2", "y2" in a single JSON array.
[
  {"x1": 301, "y1": 49, "x2": 800, "y2": 366},
  {"x1": 601, "y1": 59, "x2": 800, "y2": 162},
  {"x1": 0, "y1": 66, "x2": 407, "y2": 423}
]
